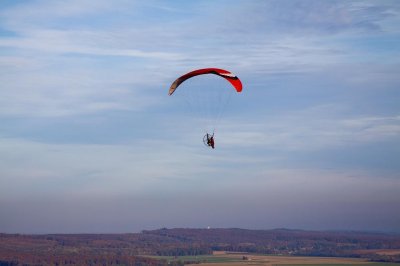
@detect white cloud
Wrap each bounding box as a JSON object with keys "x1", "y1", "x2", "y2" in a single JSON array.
[
  {"x1": 0, "y1": 29, "x2": 183, "y2": 60},
  {"x1": 218, "y1": 107, "x2": 400, "y2": 151},
  {"x1": 0, "y1": 58, "x2": 161, "y2": 117},
  {"x1": 0, "y1": 137, "x2": 212, "y2": 198},
  {"x1": 0, "y1": 0, "x2": 138, "y2": 27},
  {"x1": 2, "y1": 0, "x2": 398, "y2": 119}
]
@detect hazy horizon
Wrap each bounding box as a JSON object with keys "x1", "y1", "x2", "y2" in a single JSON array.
[
  {"x1": 2, "y1": 227, "x2": 400, "y2": 235},
  {"x1": 1, "y1": 0, "x2": 400, "y2": 234}
]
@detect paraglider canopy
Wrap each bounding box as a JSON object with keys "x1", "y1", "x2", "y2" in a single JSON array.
[
  {"x1": 168, "y1": 68, "x2": 242, "y2": 96},
  {"x1": 168, "y1": 67, "x2": 242, "y2": 149}
]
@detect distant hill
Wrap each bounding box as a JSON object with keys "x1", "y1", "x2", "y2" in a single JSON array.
[
  {"x1": 143, "y1": 228, "x2": 400, "y2": 257},
  {"x1": 1, "y1": 228, "x2": 400, "y2": 265}
]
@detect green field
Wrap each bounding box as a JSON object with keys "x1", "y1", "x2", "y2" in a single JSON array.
[
  {"x1": 141, "y1": 254, "x2": 243, "y2": 263},
  {"x1": 279, "y1": 264, "x2": 400, "y2": 266},
  {"x1": 143, "y1": 254, "x2": 400, "y2": 266}
]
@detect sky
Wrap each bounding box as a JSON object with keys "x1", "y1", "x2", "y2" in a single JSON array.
[{"x1": 0, "y1": 0, "x2": 400, "y2": 234}]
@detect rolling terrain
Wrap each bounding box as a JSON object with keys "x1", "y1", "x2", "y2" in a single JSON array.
[{"x1": 1, "y1": 228, "x2": 400, "y2": 265}]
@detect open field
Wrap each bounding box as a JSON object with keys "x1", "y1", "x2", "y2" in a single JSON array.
[
  {"x1": 354, "y1": 250, "x2": 400, "y2": 256},
  {"x1": 182, "y1": 253, "x2": 400, "y2": 266}
]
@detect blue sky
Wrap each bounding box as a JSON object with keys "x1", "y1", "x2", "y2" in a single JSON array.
[{"x1": 0, "y1": 0, "x2": 400, "y2": 234}]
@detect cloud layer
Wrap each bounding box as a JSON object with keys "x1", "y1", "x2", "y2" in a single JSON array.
[{"x1": 1, "y1": 0, "x2": 400, "y2": 233}]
